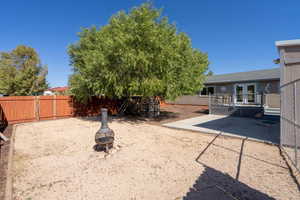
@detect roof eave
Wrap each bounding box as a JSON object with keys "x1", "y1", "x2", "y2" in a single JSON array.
[
  {"x1": 205, "y1": 77, "x2": 280, "y2": 85},
  {"x1": 275, "y1": 39, "x2": 300, "y2": 47}
]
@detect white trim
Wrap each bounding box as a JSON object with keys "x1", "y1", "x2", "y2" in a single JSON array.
[{"x1": 233, "y1": 82, "x2": 257, "y2": 104}]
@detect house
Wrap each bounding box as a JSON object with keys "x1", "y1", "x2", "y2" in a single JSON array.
[
  {"x1": 43, "y1": 90, "x2": 54, "y2": 96},
  {"x1": 43, "y1": 87, "x2": 69, "y2": 96},
  {"x1": 202, "y1": 68, "x2": 280, "y2": 106}
]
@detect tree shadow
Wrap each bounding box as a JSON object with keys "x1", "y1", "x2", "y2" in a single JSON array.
[
  {"x1": 183, "y1": 165, "x2": 276, "y2": 200},
  {"x1": 113, "y1": 111, "x2": 179, "y2": 125},
  {"x1": 194, "y1": 109, "x2": 209, "y2": 115},
  {"x1": 76, "y1": 110, "x2": 181, "y2": 125}
]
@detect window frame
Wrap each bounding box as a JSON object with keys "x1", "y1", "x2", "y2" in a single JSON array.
[{"x1": 200, "y1": 86, "x2": 216, "y2": 96}]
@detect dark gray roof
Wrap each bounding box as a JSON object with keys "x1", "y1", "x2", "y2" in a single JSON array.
[{"x1": 205, "y1": 68, "x2": 280, "y2": 84}]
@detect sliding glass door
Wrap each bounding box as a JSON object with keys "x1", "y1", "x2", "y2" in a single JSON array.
[
  {"x1": 235, "y1": 85, "x2": 244, "y2": 103},
  {"x1": 247, "y1": 84, "x2": 255, "y2": 103}
]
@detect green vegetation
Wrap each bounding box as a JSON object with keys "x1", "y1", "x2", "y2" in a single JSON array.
[
  {"x1": 68, "y1": 3, "x2": 209, "y2": 102},
  {"x1": 206, "y1": 70, "x2": 214, "y2": 76},
  {"x1": 0, "y1": 45, "x2": 48, "y2": 96}
]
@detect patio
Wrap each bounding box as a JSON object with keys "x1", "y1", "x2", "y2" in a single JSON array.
[{"x1": 163, "y1": 114, "x2": 280, "y2": 144}]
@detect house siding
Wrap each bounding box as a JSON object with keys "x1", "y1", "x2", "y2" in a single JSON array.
[
  {"x1": 205, "y1": 79, "x2": 280, "y2": 95},
  {"x1": 256, "y1": 80, "x2": 280, "y2": 94}
]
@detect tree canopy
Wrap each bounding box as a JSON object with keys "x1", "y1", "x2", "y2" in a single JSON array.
[
  {"x1": 206, "y1": 70, "x2": 214, "y2": 76},
  {"x1": 68, "y1": 3, "x2": 209, "y2": 102},
  {"x1": 0, "y1": 45, "x2": 48, "y2": 96}
]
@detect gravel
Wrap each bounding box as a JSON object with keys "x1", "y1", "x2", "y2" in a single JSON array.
[{"x1": 12, "y1": 118, "x2": 299, "y2": 200}]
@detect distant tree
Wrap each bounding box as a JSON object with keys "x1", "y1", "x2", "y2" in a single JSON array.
[
  {"x1": 207, "y1": 70, "x2": 214, "y2": 76},
  {"x1": 0, "y1": 45, "x2": 48, "y2": 96},
  {"x1": 273, "y1": 58, "x2": 280, "y2": 64},
  {"x1": 68, "y1": 3, "x2": 209, "y2": 102}
]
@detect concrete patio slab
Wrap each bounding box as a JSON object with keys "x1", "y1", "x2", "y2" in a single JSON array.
[{"x1": 163, "y1": 115, "x2": 280, "y2": 144}]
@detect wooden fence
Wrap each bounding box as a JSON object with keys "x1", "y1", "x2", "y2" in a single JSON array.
[{"x1": 0, "y1": 96, "x2": 120, "y2": 124}]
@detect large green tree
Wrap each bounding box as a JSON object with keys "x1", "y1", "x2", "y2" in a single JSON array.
[
  {"x1": 68, "y1": 3, "x2": 209, "y2": 102},
  {"x1": 0, "y1": 45, "x2": 48, "y2": 96}
]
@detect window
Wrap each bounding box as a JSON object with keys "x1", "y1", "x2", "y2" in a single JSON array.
[
  {"x1": 200, "y1": 87, "x2": 207, "y2": 95},
  {"x1": 200, "y1": 86, "x2": 215, "y2": 95}
]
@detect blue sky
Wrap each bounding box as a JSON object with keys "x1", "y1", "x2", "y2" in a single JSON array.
[{"x1": 0, "y1": 0, "x2": 299, "y2": 87}]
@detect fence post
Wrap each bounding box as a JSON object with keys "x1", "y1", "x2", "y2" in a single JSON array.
[
  {"x1": 34, "y1": 96, "x2": 40, "y2": 121},
  {"x1": 294, "y1": 82, "x2": 298, "y2": 167},
  {"x1": 208, "y1": 94, "x2": 211, "y2": 115},
  {"x1": 53, "y1": 95, "x2": 57, "y2": 119}
]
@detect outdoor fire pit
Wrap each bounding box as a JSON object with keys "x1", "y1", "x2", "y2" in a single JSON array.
[{"x1": 95, "y1": 108, "x2": 114, "y2": 152}]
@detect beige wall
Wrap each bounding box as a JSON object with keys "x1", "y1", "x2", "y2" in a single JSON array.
[
  {"x1": 265, "y1": 93, "x2": 280, "y2": 108},
  {"x1": 166, "y1": 95, "x2": 209, "y2": 105},
  {"x1": 278, "y1": 44, "x2": 300, "y2": 151}
]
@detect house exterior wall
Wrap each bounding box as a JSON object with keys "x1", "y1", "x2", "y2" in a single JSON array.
[
  {"x1": 256, "y1": 80, "x2": 280, "y2": 94},
  {"x1": 215, "y1": 83, "x2": 234, "y2": 95},
  {"x1": 204, "y1": 83, "x2": 233, "y2": 95},
  {"x1": 205, "y1": 79, "x2": 280, "y2": 95}
]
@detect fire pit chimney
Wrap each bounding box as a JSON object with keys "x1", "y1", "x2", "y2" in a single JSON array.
[{"x1": 95, "y1": 108, "x2": 114, "y2": 152}]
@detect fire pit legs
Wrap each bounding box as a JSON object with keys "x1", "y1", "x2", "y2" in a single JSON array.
[
  {"x1": 95, "y1": 108, "x2": 115, "y2": 153},
  {"x1": 105, "y1": 144, "x2": 109, "y2": 153}
]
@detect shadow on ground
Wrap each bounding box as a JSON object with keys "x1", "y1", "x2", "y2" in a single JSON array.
[
  {"x1": 184, "y1": 135, "x2": 281, "y2": 200},
  {"x1": 78, "y1": 105, "x2": 208, "y2": 125},
  {"x1": 194, "y1": 109, "x2": 209, "y2": 114},
  {"x1": 193, "y1": 115, "x2": 280, "y2": 144},
  {"x1": 76, "y1": 111, "x2": 179, "y2": 125},
  {"x1": 184, "y1": 132, "x2": 300, "y2": 200},
  {"x1": 183, "y1": 166, "x2": 275, "y2": 200}
]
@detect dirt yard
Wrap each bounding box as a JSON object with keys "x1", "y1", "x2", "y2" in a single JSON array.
[
  {"x1": 123, "y1": 104, "x2": 208, "y2": 125},
  {"x1": 12, "y1": 118, "x2": 299, "y2": 200},
  {"x1": 157, "y1": 104, "x2": 208, "y2": 123}
]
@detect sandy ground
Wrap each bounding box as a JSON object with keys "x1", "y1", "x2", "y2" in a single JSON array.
[{"x1": 12, "y1": 118, "x2": 299, "y2": 200}]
